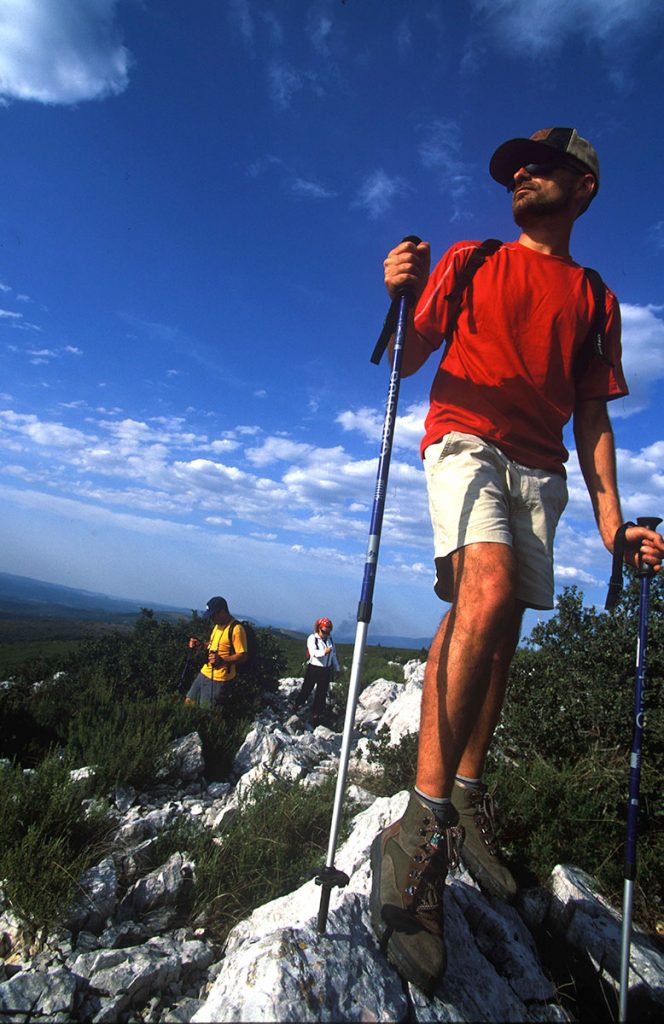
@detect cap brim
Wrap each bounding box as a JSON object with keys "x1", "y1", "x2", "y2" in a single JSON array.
[{"x1": 489, "y1": 138, "x2": 565, "y2": 187}]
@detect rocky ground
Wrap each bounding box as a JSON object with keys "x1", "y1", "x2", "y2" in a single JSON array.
[{"x1": 1, "y1": 662, "x2": 663, "y2": 1022}]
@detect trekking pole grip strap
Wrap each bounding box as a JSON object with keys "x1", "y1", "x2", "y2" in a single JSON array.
[
  {"x1": 605, "y1": 521, "x2": 636, "y2": 610},
  {"x1": 370, "y1": 235, "x2": 422, "y2": 365}
]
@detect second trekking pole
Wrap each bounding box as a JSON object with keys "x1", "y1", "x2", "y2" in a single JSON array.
[
  {"x1": 315, "y1": 236, "x2": 421, "y2": 934},
  {"x1": 606, "y1": 515, "x2": 662, "y2": 1022}
]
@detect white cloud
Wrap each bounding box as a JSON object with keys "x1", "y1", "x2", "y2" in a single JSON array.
[
  {"x1": 651, "y1": 221, "x2": 664, "y2": 250},
  {"x1": 205, "y1": 515, "x2": 232, "y2": 527},
  {"x1": 245, "y1": 436, "x2": 315, "y2": 467},
  {"x1": 470, "y1": 0, "x2": 660, "y2": 55},
  {"x1": 4, "y1": 394, "x2": 659, "y2": 617},
  {"x1": 0, "y1": 410, "x2": 89, "y2": 448},
  {"x1": 267, "y1": 60, "x2": 309, "y2": 109},
  {"x1": 289, "y1": 177, "x2": 336, "y2": 200},
  {"x1": 353, "y1": 170, "x2": 410, "y2": 220},
  {"x1": 226, "y1": 0, "x2": 254, "y2": 49},
  {"x1": 336, "y1": 402, "x2": 426, "y2": 451},
  {"x1": 306, "y1": 8, "x2": 333, "y2": 55},
  {"x1": 395, "y1": 17, "x2": 413, "y2": 59},
  {"x1": 418, "y1": 120, "x2": 473, "y2": 221},
  {"x1": 0, "y1": 0, "x2": 131, "y2": 105},
  {"x1": 613, "y1": 303, "x2": 664, "y2": 417}
]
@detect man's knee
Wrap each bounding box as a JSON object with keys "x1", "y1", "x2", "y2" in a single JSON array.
[{"x1": 452, "y1": 544, "x2": 517, "y2": 620}]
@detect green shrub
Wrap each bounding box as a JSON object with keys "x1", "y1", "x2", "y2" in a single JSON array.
[
  {"x1": 1, "y1": 614, "x2": 288, "y2": 778},
  {"x1": 66, "y1": 684, "x2": 176, "y2": 791},
  {"x1": 0, "y1": 753, "x2": 109, "y2": 929},
  {"x1": 501, "y1": 584, "x2": 663, "y2": 769},
  {"x1": 364, "y1": 728, "x2": 418, "y2": 796},
  {"x1": 485, "y1": 750, "x2": 664, "y2": 932}
]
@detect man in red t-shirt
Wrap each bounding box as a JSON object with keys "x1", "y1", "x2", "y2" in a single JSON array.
[{"x1": 369, "y1": 127, "x2": 664, "y2": 994}]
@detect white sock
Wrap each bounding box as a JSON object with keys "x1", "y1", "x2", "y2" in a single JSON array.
[{"x1": 455, "y1": 774, "x2": 482, "y2": 788}]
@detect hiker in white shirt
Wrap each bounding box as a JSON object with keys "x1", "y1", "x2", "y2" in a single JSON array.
[{"x1": 294, "y1": 617, "x2": 340, "y2": 725}]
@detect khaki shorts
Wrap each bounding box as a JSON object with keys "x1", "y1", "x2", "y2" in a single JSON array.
[{"x1": 423, "y1": 432, "x2": 568, "y2": 610}]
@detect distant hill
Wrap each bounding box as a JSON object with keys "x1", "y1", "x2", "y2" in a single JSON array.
[
  {"x1": 0, "y1": 572, "x2": 430, "y2": 650},
  {"x1": 0, "y1": 572, "x2": 190, "y2": 622}
]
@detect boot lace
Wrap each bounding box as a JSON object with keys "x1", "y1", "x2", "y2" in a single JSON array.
[
  {"x1": 404, "y1": 815, "x2": 465, "y2": 909},
  {"x1": 469, "y1": 788, "x2": 501, "y2": 857}
]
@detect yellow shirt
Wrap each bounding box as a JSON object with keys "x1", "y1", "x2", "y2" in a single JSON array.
[{"x1": 201, "y1": 621, "x2": 248, "y2": 682}]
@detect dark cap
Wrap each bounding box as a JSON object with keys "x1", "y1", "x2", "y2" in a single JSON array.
[
  {"x1": 490, "y1": 127, "x2": 599, "y2": 202},
  {"x1": 204, "y1": 596, "x2": 228, "y2": 618}
]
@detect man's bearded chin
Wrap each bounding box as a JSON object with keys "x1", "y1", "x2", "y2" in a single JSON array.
[{"x1": 512, "y1": 191, "x2": 574, "y2": 227}]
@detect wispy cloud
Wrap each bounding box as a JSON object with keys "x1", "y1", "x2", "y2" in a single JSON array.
[
  {"x1": 248, "y1": 155, "x2": 336, "y2": 202},
  {"x1": 353, "y1": 170, "x2": 410, "y2": 220},
  {"x1": 267, "y1": 60, "x2": 311, "y2": 110},
  {"x1": 0, "y1": 0, "x2": 131, "y2": 105},
  {"x1": 470, "y1": 0, "x2": 661, "y2": 80},
  {"x1": 0, "y1": 307, "x2": 42, "y2": 332},
  {"x1": 650, "y1": 221, "x2": 664, "y2": 250},
  {"x1": 395, "y1": 18, "x2": 413, "y2": 60},
  {"x1": 226, "y1": 0, "x2": 255, "y2": 50},
  {"x1": 306, "y1": 7, "x2": 334, "y2": 55},
  {"x1": 289, "y1": 177, "x2": 336, "y2": 200},
  {"x1": 418, "y1": 120, "x2": 473, "y2": 221}
]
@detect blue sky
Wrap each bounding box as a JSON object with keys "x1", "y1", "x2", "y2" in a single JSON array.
[{"x1": 1, "y1": 0, "x2": 663, "y2": 640}]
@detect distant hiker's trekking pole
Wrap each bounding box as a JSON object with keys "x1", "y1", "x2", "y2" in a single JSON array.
[
  {"x1": 606, "y1": 515, "x2": 662, "y2": 1022},
  {"x1": 177, "y1": 649, "x2": 193, "y2": 694},
  {"x1": 315, "y1": 236, "x2": 421, "y2": 934}
]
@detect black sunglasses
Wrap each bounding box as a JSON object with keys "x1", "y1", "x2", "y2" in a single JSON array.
[{"x1": 507, "y1": 161, "x2": 585, "y2": 191}]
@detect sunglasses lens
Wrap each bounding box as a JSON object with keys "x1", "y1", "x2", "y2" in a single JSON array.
[{"x1": 508, "y1": 161, "x2": 583, "y2": 191}]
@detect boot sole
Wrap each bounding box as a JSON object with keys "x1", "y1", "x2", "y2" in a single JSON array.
[{"x1": 369, "y1": 833, "x2": 441, "y2": 995}]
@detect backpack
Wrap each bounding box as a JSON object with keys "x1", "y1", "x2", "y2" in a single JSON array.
[
  {"x1": 226, "y1": 619, "x2": 258, "y2": 672},
  {"x1": 442, "y1": 239, "x2": 612, "y2": 376}
]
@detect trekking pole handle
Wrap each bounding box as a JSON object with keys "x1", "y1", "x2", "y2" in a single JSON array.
[
  {"x1": 370, "y1": 235, "x2": 422, "y2": 365},
  {"x1": 636, "y1": 516, "x2": 662, "y2": 576}
]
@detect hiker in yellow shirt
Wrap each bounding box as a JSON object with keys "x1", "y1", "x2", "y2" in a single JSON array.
[{"x1": 185, "y1": 596, "x2": 248, "y2": 708}]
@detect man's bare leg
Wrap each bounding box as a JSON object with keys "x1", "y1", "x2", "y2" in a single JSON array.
[
  {"x1": 369, "y1": 543, "x2": 522, "y2": 987},
  {"x1": 456, "y1": 598, "x2": 524, "y2": 779},
  {"x1": 415, "y1": 542, "x2": 520, "y2": 798}
]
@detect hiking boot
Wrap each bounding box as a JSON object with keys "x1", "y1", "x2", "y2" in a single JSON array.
[
  {"x1": 370, "y1": 792, "x2": 464, "y2": 994},
  {"x1": 451, "y1": 782, "x2": 517, "y2": 902}
]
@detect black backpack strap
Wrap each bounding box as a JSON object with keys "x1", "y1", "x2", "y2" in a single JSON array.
[
  {"x1": 226, "y1": 619, "x2": 238, "y2": 655},
  {"x1": 444, "y1": 239, "x2": 503, "y2": 303},
  {"x1": 574, "y1": 267, "x2": 612, "y2": 378},
  {"x1": 582, "y1": 268, "x2": 610, "y2": 368}
]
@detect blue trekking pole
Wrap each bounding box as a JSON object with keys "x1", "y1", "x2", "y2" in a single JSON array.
[
  {"x1": 315, "y1": 236, "x2": 421, "y2": 933},
  {"x1": 606, "y1": 515, "x2": 662, "y2": 1021}
]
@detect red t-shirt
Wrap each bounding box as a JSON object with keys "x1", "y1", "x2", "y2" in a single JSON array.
[{"x1": 413, "y1": 240, "x2": 628, "y2": 475}]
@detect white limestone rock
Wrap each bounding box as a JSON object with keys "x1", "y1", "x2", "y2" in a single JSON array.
[
  {"x1": 549, "y1": 864, "x2": 664, "y2": 1012},
  {"x1": 63, "y1": 856, "x2": 118, "y2": 935},
  {"x1": 156, "y1": 732, "x2": 205, "y2": 783},
  {"x1": 195, "y1": 793, "x2": 568, "y2": 1023}
]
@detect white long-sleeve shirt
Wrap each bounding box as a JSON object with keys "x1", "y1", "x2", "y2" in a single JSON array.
[{"x1": 307, "y1": 632, "x2": 340, "y2": 670}]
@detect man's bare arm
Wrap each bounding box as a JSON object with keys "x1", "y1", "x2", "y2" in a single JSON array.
[{"x1": 574, "y1": 398, "x2": 664, "y2": 570}]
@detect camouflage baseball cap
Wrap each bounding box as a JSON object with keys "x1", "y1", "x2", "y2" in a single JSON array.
[{"x1": 490, "y1": 127, "x2": 599, "y2": 203}]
